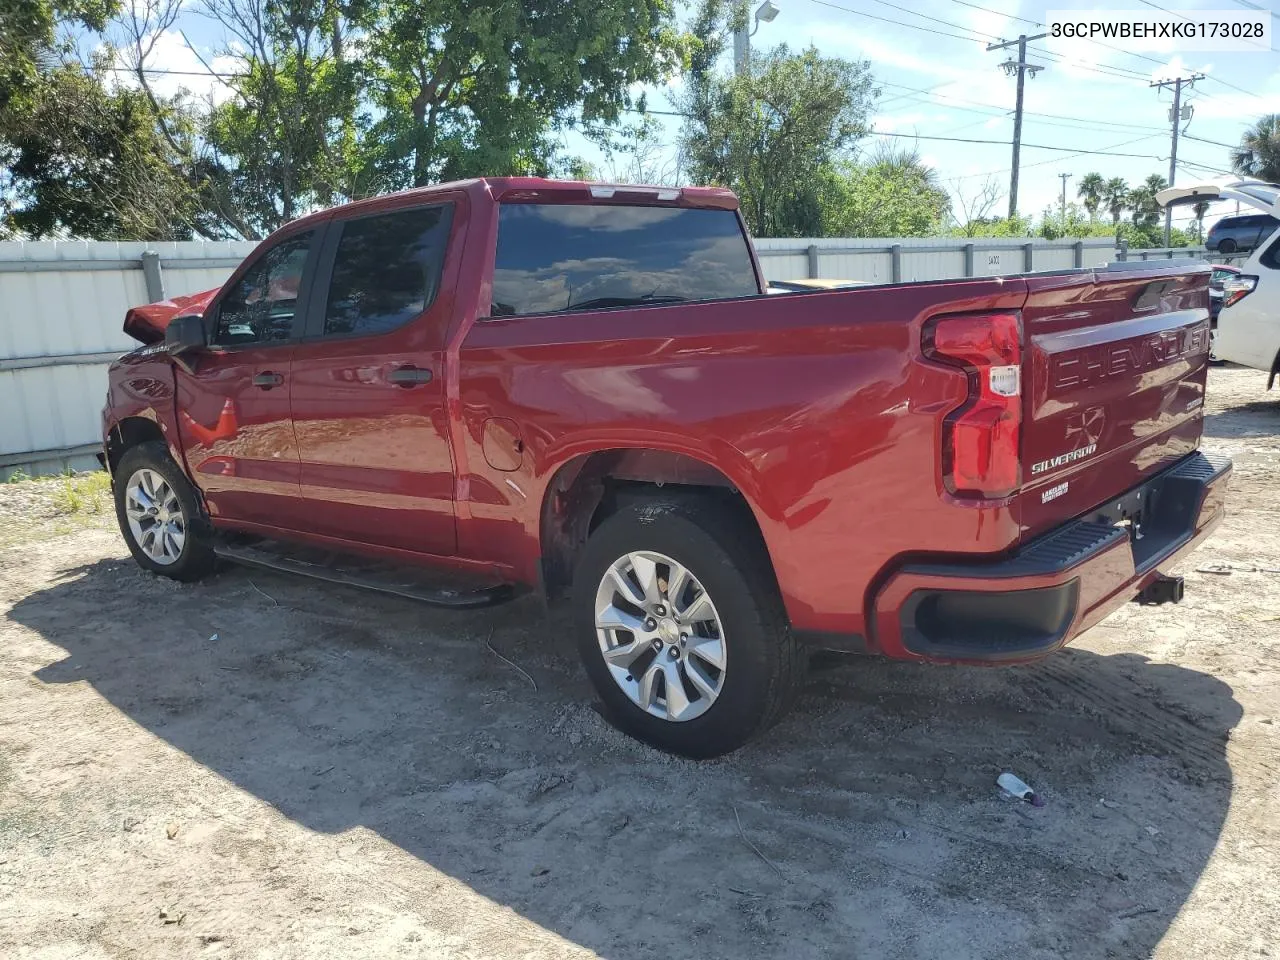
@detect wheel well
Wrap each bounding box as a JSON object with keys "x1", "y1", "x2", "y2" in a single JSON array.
[
  {"x1": 539, "y1": 449, "x2": 765, "y2": 602},
  {"x1": 105, "y1": 416, "x2": 165, "y2": 474}
]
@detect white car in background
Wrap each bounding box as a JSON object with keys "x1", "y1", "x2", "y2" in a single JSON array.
[{"x1": 1158, "y1": 179, "x2": 1280, "y2": 387}]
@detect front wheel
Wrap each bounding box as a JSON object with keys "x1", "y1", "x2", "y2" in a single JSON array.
[
  {"x1": 113, "y1": 441, "x2": 216, "y2": 582},
  {"x1": 572, "y1": 495, "x2": 804, "y2": 758}
]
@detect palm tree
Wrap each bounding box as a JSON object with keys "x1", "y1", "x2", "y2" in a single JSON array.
[
  {"x1": 1232, "y1": 114, "x2": 1280, "y2": 182},
  {"x1": 1077, "y1": 172, "x2": 1105, "y2": 221},
  {"x1": 1193, "y1": 199, "x2": 1210, "y2": 243},
  {"x1": 1103, "y1": 177, "x2": 1129, "y2": 229},
  {"x1": 1129, "y1": 174, "x2": 1168, "y2": 229}
]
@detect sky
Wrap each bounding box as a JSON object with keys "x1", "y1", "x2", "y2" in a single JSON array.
[{"x1": 98, "y1": 0, "x2": 1280, "y2": 233}]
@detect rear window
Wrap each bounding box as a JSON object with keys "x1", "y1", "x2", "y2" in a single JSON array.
[{"x1": 490, "y1": 204, "x2": 758, "y2": 317}]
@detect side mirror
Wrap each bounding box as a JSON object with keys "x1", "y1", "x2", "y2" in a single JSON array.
[{"x1": 164, "y1": 314, "x2": 206, "y2": 353}]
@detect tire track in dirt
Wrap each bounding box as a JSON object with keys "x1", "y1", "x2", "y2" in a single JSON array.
[{"x1": 1020, "y1": 656, "x2": 1266, "y2": 779}]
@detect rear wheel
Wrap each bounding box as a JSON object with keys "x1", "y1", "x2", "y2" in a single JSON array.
[
  {"x1": 572, "y1": 495, "x2": 804, "y2": 758},
  {"x1": 1218, "y1": 238, "x2": 1237, "y2": 254},
  {"x1": 113, "y1": 441, "x2": 215, "y2": 582}
]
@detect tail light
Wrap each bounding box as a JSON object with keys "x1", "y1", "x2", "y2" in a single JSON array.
[
  {"x1": 1221, "y1": 275, "x2": 1258, "y2": 308},
  {"x1": 926, "y1": 312, "x2": 1023, "y2": 499}
]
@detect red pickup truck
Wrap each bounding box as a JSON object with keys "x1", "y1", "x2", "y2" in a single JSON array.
[{"x1": 104, "y1": 178, "x2": 1230, "y2": 756}]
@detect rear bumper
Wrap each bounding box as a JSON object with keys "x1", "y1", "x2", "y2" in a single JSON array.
[{"x1": 871, "y1": 451, "x2": 1231, "y2": 664}]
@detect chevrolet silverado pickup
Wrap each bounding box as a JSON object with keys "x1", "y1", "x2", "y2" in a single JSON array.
[{"x1": 103, "y1": 178, "x2": 1231, "y2": 757}]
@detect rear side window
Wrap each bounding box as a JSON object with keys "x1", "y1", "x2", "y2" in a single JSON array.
[
  {"x1": 490, "y1": 204, "x2": 758, "y2": 317},
  {"x1": 322, "y1": 204, "x2": 454, "y2": 337}
]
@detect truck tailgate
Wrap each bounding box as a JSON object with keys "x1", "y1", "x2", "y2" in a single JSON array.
[{"x1": 1018, "y1": 264, "x2": 1212, "y2": 541}]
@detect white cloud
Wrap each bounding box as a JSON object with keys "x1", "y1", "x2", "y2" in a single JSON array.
[{"x1": 106, "y1": 30, "x2": 240, "y2": 107}]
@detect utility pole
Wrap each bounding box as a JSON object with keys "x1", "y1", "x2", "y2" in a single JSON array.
[
  {"x1": 1059, "y1": 172, "x2": 1072, "y2": 224},
  {"x1": 987, "y1": 34, "x2": 1046, "y2": 220},
  {"x1": 1151, "y1": 73, "x2": 1203, "y2": 246}
]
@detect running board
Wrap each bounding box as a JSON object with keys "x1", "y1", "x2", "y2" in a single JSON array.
[{"x1": 213, "y1": 538, "x2": 515, "y2": 609}]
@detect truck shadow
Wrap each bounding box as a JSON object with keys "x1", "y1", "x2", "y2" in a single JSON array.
[
  {"x1": 15, "y1": 558, "x2": 1242, "y2": 960},
  {"x1": 1202, "y1": 395, "x2": 1279, "y2": 439}
]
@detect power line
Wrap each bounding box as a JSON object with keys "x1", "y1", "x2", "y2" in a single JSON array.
[
  {"x1": 802, "y1": 0, "x2": 988, "y2": 44},
  {"x1": 106, "y1": 65, "x2": 238, "y2": 78},
  {"x1": 1228, "y1": 0, "x2": 1280, "y2": 20},
  {"x1": 856, "y1": 0, "x2": 1001, "y2": 42},
  {"x1": 873, "y1": 80, "x2": 1168, "y2": 132},
  {"x1": 869, "y1": 130, "x2": 1167, "y2": 158},
  {"x1": 942, "y1": 0, "x2": 1040, "y2": 28},
  {"x1": 1026, "y1": 47, "x2": 1155, "y2": 82},
  {"x1": 1135, "y1": 0, "x2": 1197, "y2": 24},
  {"x1": 808, "y1": 0, "x2": 1164, "y2": 85},
  {"x1": 1182, "y1": 133, "x2": 1242, "y2": 150},
  {"x1": 948, "y1": 0, "x2": 1184, "y2": 77},
  {"x1": 950, "y1": 134, "x2": 1169, "y2": 180},
  {"x1": 1178, "y1": 158, "x2": 1236, "y2": 176},
  {"x1": 1131, "y1": 0, "x2": 1274, "y2": 100}
]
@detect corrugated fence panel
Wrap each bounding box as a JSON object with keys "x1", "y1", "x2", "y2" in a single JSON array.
[
  {"x1": 902, "y1": 249, "x2": 965, "y2": 283},
  {"x1": 755, "y1": 252, "x2": 810, "y2": 281},
  {"x1": 0, "y1": 365, "x2": 107, "y2": 460},
  {"x1": 823, "y1": 251, "x2": 893, "y2": 283},
  {"x1": 0, "y1": 240, "x2": 252, "y2": 475},
  {"x1": 1036, "y1": 247, "x2": 1079, "y2": 271}
]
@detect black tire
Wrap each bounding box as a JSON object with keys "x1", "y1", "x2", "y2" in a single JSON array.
[
  {"x1": 113, "y1": 440, "x2": 216, "y2": 582},
  {"x1": 1218, "y1": 238, "x2": 1237, "y2": 254},
  {"x1": 571, "y1": 494, "x2": 805, "y2": 758}
]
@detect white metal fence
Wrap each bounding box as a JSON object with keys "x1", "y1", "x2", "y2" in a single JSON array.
[
  {"x1": 0, "y1": 235, "x2": 1210, "y2": 477},
  {"x1": 0, "y1": 240, "x2": 257, "y2": 476},
  {"x1": 753, "y1": 236, "x2": 1208, "y2": 283}
]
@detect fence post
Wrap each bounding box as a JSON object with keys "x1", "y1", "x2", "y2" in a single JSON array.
[
  {"x1": 140, "y1": 251, "x2": 165, "y2": 303},
  {"x1": 1073, "y1": 241, "x2": 1084, "y2": 268},
  {"x1": 1022, "y1": 242, "x2": 1034, "y2": 273},
  {"x1": 963, "y1": 242, "x2": 975, "y2": 277},
  {"x1": 806, "y1": 244, "x2": 819, "y2": 279},
  {"x1": 890, "y1": 243, "x2": 902, "y2": 284},
  {"x1": 1117, "y1": 239, "x2": 1128, "y2": 261}
]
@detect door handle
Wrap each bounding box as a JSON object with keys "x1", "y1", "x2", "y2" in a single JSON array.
[
  {"x1": 253, "y1": 371, "x2": 284, "y2": 389},
  {"x1": 387, "y1": 366, "x2": 433, "y2": 387}
]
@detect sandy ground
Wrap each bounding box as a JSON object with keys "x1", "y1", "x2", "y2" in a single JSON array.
[{"x1": 1, "y1": 366, "x2": 1278, "y2": 960}]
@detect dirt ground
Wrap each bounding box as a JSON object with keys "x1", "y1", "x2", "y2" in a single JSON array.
[{"x1": 1, "y1": 366, "x2": 1278, "y2": 960}]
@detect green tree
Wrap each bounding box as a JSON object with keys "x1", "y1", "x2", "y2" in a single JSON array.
[
  {"x1": 679, "y1": 42, "x2": 875, "y2": 236},
  {"x1": 181, "y1": 0, "x2": 681, "y2": 238},
  {"x1": 0, "y1": 0, "x2": 212, "y2": 239},
  {"x1": 1076, "y1": 172, "x2": 1105, "y2": 221},
  {"x1": 1039, "y1": 202, "x2": 1093, "y2": 241},
  {"x1": 364, "y1": 0, "x2": 682, "y2": 189},
  {"x1": 1231, "y1": 114, "x2": 1280, "y2": 182},
  {"x1": 1, "y1": 64, "x2": 204, "y2": 238},
  {"x1": 0, "y1": 0, "x2": 118, "y2": 111},
  {"x1": 1192, "y1": 199, "x2": 1210, "y2": 243},
  {"x1": 818, "y1": 145, "x2": 949, "y2": 237},
  {"x1": 1127, "y1": 173, "x2": 1168, "y2": 230},
  {"x1": 1103, "y1": 176, "x2": 1129, "y2": 229},
  {"x1": 194, "y1": 0, "x2": 377, "y2": 238}
]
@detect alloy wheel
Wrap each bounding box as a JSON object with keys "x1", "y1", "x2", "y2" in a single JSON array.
[
  {"x1": 124, "y1": 468, "x2": 186, "y2": 566},
  {"x1": 594, "y1": 551, "x2": 727, "y2": 722}
]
